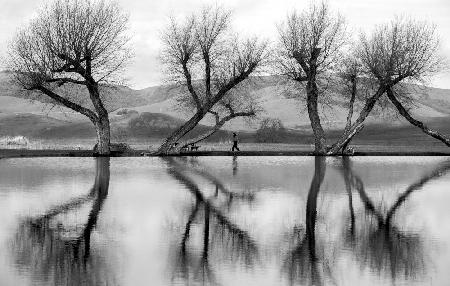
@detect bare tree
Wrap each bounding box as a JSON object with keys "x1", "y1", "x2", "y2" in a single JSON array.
[
  {"x1": 156, "y1": 6, "x2": 268, "y2": 154},
  {"x1": 276, "y1": 2, "x2": 347, "y2": 154},
  {"x1": 175, "y1": 81, "x2": 262, "y2": 150},
  {"x1": 7, "y1": 0, "x2": 130, "y2": 155},
  {"x1": 328, "y1": 17, "x2": 448, "y2": 153}
]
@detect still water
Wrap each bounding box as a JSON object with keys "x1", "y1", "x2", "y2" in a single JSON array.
[{"x1": 1, "y1": 156, "x2": 450, "y2": 286}]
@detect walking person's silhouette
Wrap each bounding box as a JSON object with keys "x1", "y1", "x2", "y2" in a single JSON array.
[{"x1": 232, "y1": 133, "x2": 240, "y2": 152}]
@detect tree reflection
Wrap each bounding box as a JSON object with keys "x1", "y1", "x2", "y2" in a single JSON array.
[
  {"x1": 11, "y1": 157, "x2": 114, "y2": 286},
  {"x1": 283, "y1": 156, "x2": 327, "y2": 286},
  {"x1": 232, "y1": 156, "x2": 238, "y2": 176},
  {"x1": 340, "y1": 157, "x2": 450, "y2": 282},
  {"x1": 165, "y1": 157, "x2": 259, "y2": 286},
  {"x1": 187, "y1": 157, "x2": 256, "y2": 204},
  {"x1": 342, "y1": 157, "x2": 356, "y2": 244}
]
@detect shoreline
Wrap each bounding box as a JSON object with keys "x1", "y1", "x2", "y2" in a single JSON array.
[{"x1": 2, "y1": 149, "x2": 450, "y2": 159}]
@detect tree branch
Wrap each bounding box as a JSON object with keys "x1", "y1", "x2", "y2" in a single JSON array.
[
  {"x1": 204, "y1": 53, "x2": 212, "y2": 100},
  {"x1": 327, "y1": 85, "x2": 386, "y2": 154},
  {"x1": 326, "y1": 123, "x2": 364, "y2": 155},
  {"x1": 208, "y1": 110, "x2": 220, "y2": 125},
  {"x1": 386, "y1": 87, "x2": 450, "y2": 147},
  {"x1": 294, "y1": 75, "x2": 308, "y2": 82},
  {"x1": 214, "y1": 63, "x2": 257, "y2": 103},
  {"x1": 35, "y1": 86, "x2": 98, "y2": 123},
  {"x1": 182, "y1": 62, "x2": 202, "y2": 110},
  {"x1": 292, "y1": 51, "x2": 310, "y2": 75},
  {"x1": 224, "y1": 103, "x2": 234, "y2": 115},
  {"x1": 56, "y1": 53, "x2": 87, "y2": 77}
]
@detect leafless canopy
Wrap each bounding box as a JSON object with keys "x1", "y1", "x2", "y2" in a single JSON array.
[
  {"x1": 161, "y1": 6, "x2": 268, "y2": 111},
  {"x1": 215, "y1": 83, "x2": 262, "y2": 119},
  {"x1": 359, "y1": 17, "x2": 443, "y2": 87},
  {"x1": 276, "y1": 1, "x2": 347, "y2": 82},
  {"x1": 9, "y1": 0, "x2": 130, "y2": 90}
]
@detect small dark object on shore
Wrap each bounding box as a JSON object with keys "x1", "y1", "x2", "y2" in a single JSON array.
[
  {"x1": 345, "y1": 147, "x2": 355, "y2": 155},
  {"x1": 172, "y1": 143, "x2": 200, "y2": 152},
  {"x1": 190, "y1": 143, "x2": 200, "y2": 151}
]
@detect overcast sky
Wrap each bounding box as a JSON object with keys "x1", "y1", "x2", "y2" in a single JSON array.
[{"x1": 0, "y1": 0, "x2": 449, "y2": 89}]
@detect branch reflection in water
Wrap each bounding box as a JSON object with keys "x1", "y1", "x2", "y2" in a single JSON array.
[
  {"x1": 165, "y1": 157, "x2": 259, "y2": 285},
  {"x1": 339, "y1": 157, "x2": 450, "y2": 283},
  {"x1": 165, "y1": 156, "x2": 448, "y2": 286},
  {"x1": 282, "y1": 156, "x2": 328, "y2": 286},
  {"x1": 7, "y1": 156, "x2": 448, "y2": 286},
  {"x1": 10, "y1": 157, "x2": 114, "y2": 286}
]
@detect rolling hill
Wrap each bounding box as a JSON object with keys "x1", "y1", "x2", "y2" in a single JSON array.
[{"x1": 1, "y1": 70, "x2": 450, "y2": 148}]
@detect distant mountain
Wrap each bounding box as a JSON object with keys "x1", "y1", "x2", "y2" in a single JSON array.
[
  {"x1": 0, "y1": 113, "x2": 69, "y2": 137},
  {"x1": 1, "y1": 70, "x2": 450, "y2": 145},
  {"x1": 0, "y1": 70, "x2": 149, "y2": 113},
  {"x1": 0, "y1": 110, "x2": 234, "y2": 143}
]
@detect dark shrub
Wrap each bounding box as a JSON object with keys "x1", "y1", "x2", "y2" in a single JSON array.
[{"x1": 255, "y1": 118, "x2": 287, "y2": 143}]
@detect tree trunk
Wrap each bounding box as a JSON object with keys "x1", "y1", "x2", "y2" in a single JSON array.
[
  {"x1": 37, "y1": 85, "x2": 110, "y2": 154},
  {"x1": 86, "y1": 81, "x2": 111, "y2": 155},
  {"x1": 327, "y1": 86, "x2": 386, "y2": 154},
  {"x1": 156, "y1": 111, "x2": 206, "y2": 154},
  {"x1": 341, "y1": 77, "x2": 357, "y2": 151},
  {"x1": 328, "y1": 123, "x2": 364, "y2": 155},
  {"x1": 386, "y1": 88, "x2": 450, "y2": 147},
  {"x1": 344, "y1": 80, "x2": 357, "y2": 134},
  {"x1": 341, "y1": 137, "x2": 351, "y2": 153},
  {"x1": 95, "y1": 116, "x2": 111, "y2": 155},
  {"x1": 294, "y1": 48, "x2": 327, "y2": 154},
  {"x1": 307, "y1": 81, "x2": 327, "y2": 154}
]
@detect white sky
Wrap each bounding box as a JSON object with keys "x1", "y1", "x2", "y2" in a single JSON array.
[{"x1": 0, "y1": 0, "x2": 449, "y2": 89}]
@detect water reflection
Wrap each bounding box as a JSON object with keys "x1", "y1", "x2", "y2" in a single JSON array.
[
  {"x1": 164, "y1": 156, "x2": 450, "y2": 286},
  {"x1": 166, "y1": 157, "x2": 258, "y2": 285},
  {"x1": 2, "y1": 156, "x2": 450, "y2": 286},
  {"x1": 339, "y1": 157, "x2": 450, "y2": 282},
  {"x1": 282, "y1": 157, "x2": 327, "y2": 286},
  {"x1": 11, "y1": 157, "x2": 113, "y2": 286},
  {"x1": 232, "y1": 156, "x2": 238, "y2": 176}
]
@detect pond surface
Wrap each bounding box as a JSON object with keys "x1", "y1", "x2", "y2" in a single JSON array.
[{"x1": 1, "y1": 156, "x2": 450, "y2": 286}]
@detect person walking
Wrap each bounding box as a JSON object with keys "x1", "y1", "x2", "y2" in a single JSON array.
[{"x1": 232, "y1": 132, "x2": 240, "y2": 152}]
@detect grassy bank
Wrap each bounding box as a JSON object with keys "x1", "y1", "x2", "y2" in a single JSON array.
[{"x1": 2, "y1": 143, "x2": 450, "y2": 159}]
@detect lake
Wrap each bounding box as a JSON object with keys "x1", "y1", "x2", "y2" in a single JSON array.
[{"x1": 1, "y1": 156, "x2": 450, "y2": 286}]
